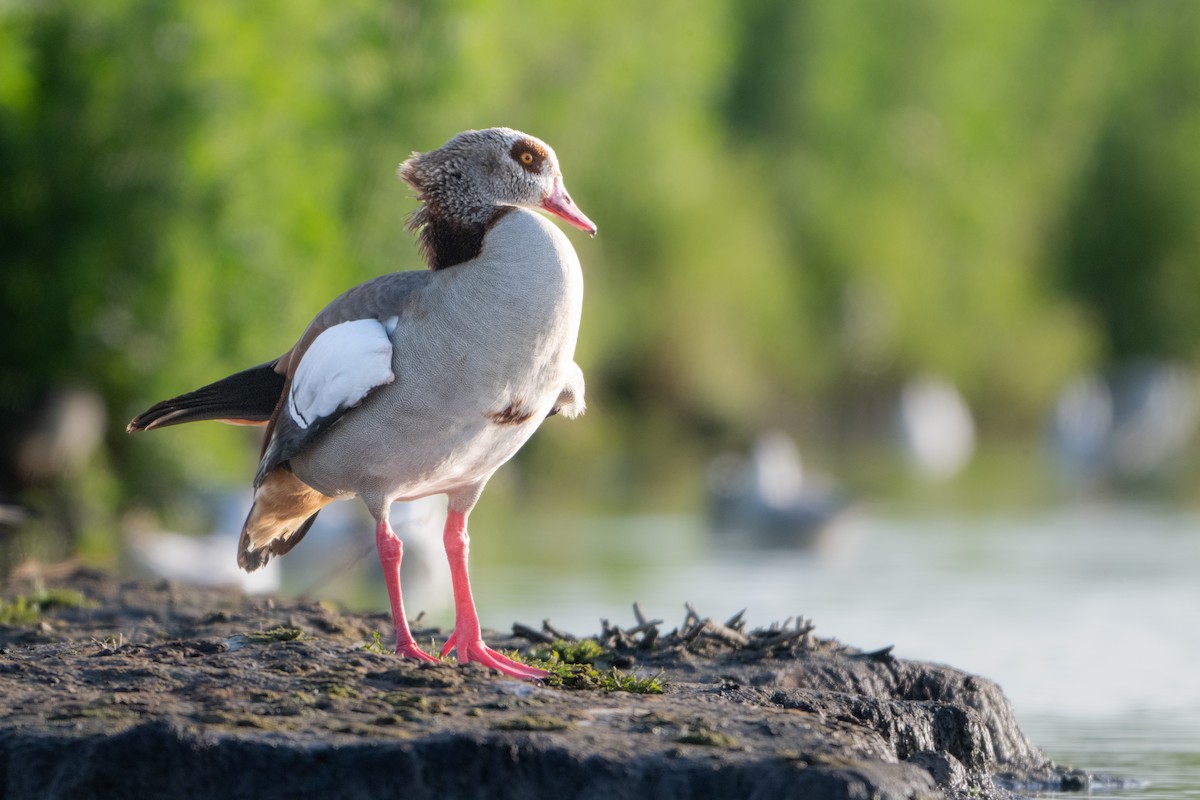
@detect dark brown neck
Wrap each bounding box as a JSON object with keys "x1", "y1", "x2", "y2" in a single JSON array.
[{"x1": 412, "y1": 206, "x2": 514, "y2": 271}]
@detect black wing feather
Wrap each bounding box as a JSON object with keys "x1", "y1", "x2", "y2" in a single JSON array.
[{"x1": 127, "y1": 361, "x2": 285, "y2": 432}]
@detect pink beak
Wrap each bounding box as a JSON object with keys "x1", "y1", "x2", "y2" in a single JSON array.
[{"x1": 540, "y1": 176, "x2": 597, "y2": 236}]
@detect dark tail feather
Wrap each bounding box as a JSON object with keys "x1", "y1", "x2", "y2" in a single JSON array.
[
  {"x1": 127, "y1": 361, "x2": 285, "y2": 432},
  {"x1": 237, "y1": 509, "x2": 320, "y2": 572}
]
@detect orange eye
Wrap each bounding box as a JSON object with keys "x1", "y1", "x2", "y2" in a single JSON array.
[{"x1": 510, "y1": 139, "x2": 546, "y2": 172}]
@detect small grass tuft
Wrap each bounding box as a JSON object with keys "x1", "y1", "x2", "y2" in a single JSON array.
[
  {"x1": 539, "y1": 661, "x2": 665, "y2": 694},
  {"x1": 362, "y1": 631, "x2": 386, "y2": 654},
  {"x1": 91, "y1": 632, "x2": 125, "y2": 650},
  {"x1": 0, "y1": 584, "x2": 92, "y2": 625},
  {"x1": 246, "y1": 626, "x2": 305, "y2": 642},
  {"x1": 554, "y1": 638, "x2": 606, "y2": 664},
  {"x1": 601, "y1": 667, "x2": 665, "y2": 694},
  {"x1": 0, "y1": 595, "x2": 40, "y2": 625},
  {"x1": 519, "y1": 638, "x2": 666, "y2": 694},
  {"x1": 528, "y1": 638, "x2": 606, "y2": 665}
]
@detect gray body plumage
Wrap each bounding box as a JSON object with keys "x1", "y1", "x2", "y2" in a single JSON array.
[{"x1": 292, "y1": 208, "x2": 584, "y2": 517}]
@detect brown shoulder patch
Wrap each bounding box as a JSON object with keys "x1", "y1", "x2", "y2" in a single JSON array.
[
  {"x1": 488, "y1": 399, "x2": 535, "y2": 426},
  {"x1": 510, "y1": 138, "x2": 549, "y2": 174}
]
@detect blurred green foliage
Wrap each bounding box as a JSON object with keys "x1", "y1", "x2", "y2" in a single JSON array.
[{"x1": 3, "y1": 1, "x2": 1200, "y2": 538}]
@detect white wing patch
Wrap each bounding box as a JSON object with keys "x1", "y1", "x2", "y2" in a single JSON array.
[{"x1": 287, "y1": 319, "x2": 395, "y2": 429}]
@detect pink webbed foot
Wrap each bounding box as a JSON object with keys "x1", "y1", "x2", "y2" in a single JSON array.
[
  {"x1": 441, "y1": 634, "x2": 549, "y2": 681},
  {"x1": 438, "y1": 507, "x2": 548, "y2": 680},
  {"x1": 375, "y1": 517, "x2": 440, "y2": 666},
  {"x1": 395, "y1": 640, "x2": 441, "y2": 664}
]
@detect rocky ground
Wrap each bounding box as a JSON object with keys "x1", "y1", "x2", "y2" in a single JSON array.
[{"x1": 0, "y1": 567, "x2": 1115, "y2": 799}]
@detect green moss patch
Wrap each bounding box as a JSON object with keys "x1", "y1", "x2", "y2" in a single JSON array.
[
  {"x1": 490, "y1": 714, "x2": 572, "y2": 732},
  {"x1": 0, "y1": 586, "x2": 93, "y2": 625}
]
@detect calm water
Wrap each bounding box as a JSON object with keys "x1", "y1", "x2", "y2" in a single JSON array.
[
  {"x1": 1022, "y1": 713, "x2": 1200, "y2": 799},
  {"x1": 455, "y1": 503, "x2": 1200, "y2": 797}
]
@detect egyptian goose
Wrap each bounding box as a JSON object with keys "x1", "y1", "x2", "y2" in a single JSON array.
[{"x1": 128, "y1": 128, "x2": 596, "y2": 680}]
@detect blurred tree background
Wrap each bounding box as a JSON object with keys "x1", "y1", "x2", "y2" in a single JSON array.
[{"x1": 3, "y1": 0, "x2": 1200, "y2": 564}]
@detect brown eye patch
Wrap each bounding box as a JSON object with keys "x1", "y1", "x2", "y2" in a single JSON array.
[{"x1": 510, "y1": 139, "x2": 549, "y2": 174}]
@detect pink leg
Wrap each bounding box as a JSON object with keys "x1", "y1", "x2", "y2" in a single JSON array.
[
  {"x1": 439, "y1": 509, "x2": 548, "y2": 680},
  {"x1": 375, "y1": 518, "x2": 439, "y2": 663}
]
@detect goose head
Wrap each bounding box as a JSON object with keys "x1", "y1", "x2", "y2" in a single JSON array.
[{"x1": 399, "y1": 128, "x2": 597, "y2": 238}]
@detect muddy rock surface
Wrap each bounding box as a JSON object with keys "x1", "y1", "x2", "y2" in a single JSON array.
[{"x1": 0, "y1": 568, "x2": 1096, "y2": 800}]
